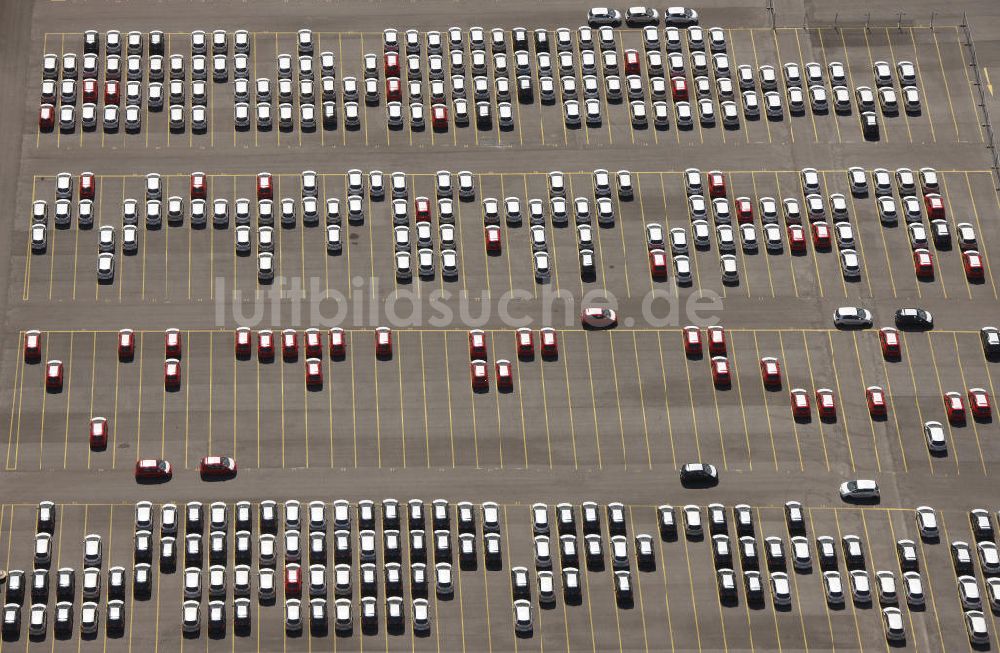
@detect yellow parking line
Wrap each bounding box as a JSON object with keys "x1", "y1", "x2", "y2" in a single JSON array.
[
  {"x1": 799, "y1": 333, "x2": 832, "y2": 471},
  {"x1": 950, "y1": 332, "x2": 989, "y2": 475},
  {"x1": 498, "y1": 174, "x2": 515, "y2": 295},
  {"x1": 926, "y1": 331, "x2": 980, "y2": 474},
  {"x1": 825, "y1": 332, "x2": 857, "y2": 471},
  {"x1": 814, "y1": 29, "x2": 842, "y2": 143},
  {"x1": 395, "y1": 333, "x2": 409, "y2": 467},
  {"x1": 560, "y1": 336, "x2": 581, "y2": 470},
  {"x1": 442, "y1": 333, "x2": 456, "y2": 467},
  {"x1": 533, "y1": 340, "x2": 554, "y2": 469},
  {"x1": 931, "y1": 30, "x2": 961, "y2": 141},
  {"x1": 897, "y1": 29, "x2": 936, "y2": 144},
  {"x1": 750, "y1": 332, "x2": 782, "y2": 469},
  {"x1": 60, "y1": 333, "x2": 75, "y2": 468},
  {"x1": 419, "y1": 333, "x2": 431, "y2": 467},
  {"x1": 792, "y1": 30, "x2": 819, "y2": 142},
  {"x1": 607, "y1": 334, "x2": 630, "y2": 469},
  {"x1": 966, "y1": 172, "x2": 999, "y2": 299},
  {"x1": 581, "y1": 332, "x2": 605, "y2": 469},
  {"x1": 873, "y1": 342, "x2": 910, "y2": 473},
  {"x1": 631, "y1": 332, "x2": 653, "y2": 468},
  {"x1": 776, "y1": 333, "x2": 804, "y2": 471},
  {"x1": 850, "y1": 332, "x2": 884, "y2": 471},
  {"x1": 680, "y1": 522, "x2": 705, "y2": 653},
  {"x1": 4, "y1": 335, "x2": 24, "y2": 470},
  {"x1": 747, "y1": 31, "x2": 772, "y2": 144},
  {"x1": 772, "y1": 174, "x2": 800, "y2": 297},
  {"x1": 725, "y1": 333, "x2": 756, "y2": 471},
  {"x1": 34, "y1": 336, "x2": 49, "y2": 470},
  {"x1": 747, "y1": 172, "x2": 776, "y2": 298},
  {"x1": 831, "y1": 509, "x2": 866, "y2": 650},
  {"x1": 627, "y1": 507, "x2": 652, "y2": 651},
  {"x1": 680, "y1": 343, "x2": 704, "y2": 462},
  {"x1": 879, "y1": 515, "x2": 922, "y2": 648},
  {"x1": 933, "y1": 174, "x2": 961, "y2": 299},
  {"x1": 883, "y1": 29, "x2": 913, "y2": 144}
]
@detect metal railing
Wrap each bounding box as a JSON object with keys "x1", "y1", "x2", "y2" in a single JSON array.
[{"x1": 959, "y1": 14, "x2": 1000, "y2": 191}]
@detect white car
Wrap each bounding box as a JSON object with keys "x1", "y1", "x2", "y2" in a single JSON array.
[
  {"x1": 833, "y1": 307, "x2": 872, "y2": 328},
  {"x1": 839, "y1": 479, "x2": 879, "y2": 501}
]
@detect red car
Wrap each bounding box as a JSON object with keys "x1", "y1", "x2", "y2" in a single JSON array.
[
  {"x1": 329, "y1": 327, "x2": 346, "y2": 358},
  {"x1": 199, "y1": 455, "x2": 237, "y2": 477},
  {"x1": 711, "y1": 356, "x2": 731, "y2": 388},
  {"x1": 386, "y1": 77, "x2": 401, "y2": 101},
  {"x1": 787, "y1": 224, "x2": 806, "y2": 253},
  {"x1": 540, "y1": 327, "x2": 558, "y2": 358},
  {"x1": 256, "y1": 172, "x2": 272, "y2": 200},
  {"x1": 468, "y1": 329, "x2": 487, "y2": 359},
  {"x1": 760, "y1": 357, "x2": 781, "y2": 387},
  {"x1": 735, "y1": 197, "x2": 753, "y2": 224},
  {"x1": 82, "y1": 78, "x2": 98, "y2": 103},
  {"x1": 432, "y1": 104, "x2": 448, "y2": 130},
  {"x1": 104, "y1": 80, "x2": 120, "y2": 105},
  {"x1": 471, "y1": 359, "x2": 489, "y2": 390},
  {"x1": 285, "y1": 564, "x2": 302, "y2": 597},
  {"x1": 913, "y1": 248, "x2": 934, "y2": 279},
  {"x1": 624, "y1": 49, "x2": 640, "y2": 75},
  {"x1": 968, "y1": 388, "x2": 991, "y2": 419},
  {"x1": 305, "y1": 358, "x2": 323, "y2": 387},
  {"x1": 670, "y1": 76, "x2": 688, "y2": 101},
  {"x1": 39, "y1": 104, "x2": 55, "y2": 130},
  {"x1": 235, "y1": 327, "x2": 251, "y2": 357},
  {"x1": 375, "y1": 327, "x2": 392, "y2": 357},
  {"x1": 707, "y1": 171, "x2": 726, "y2": 198},
  {"x1": 384, "y1": 52, "x2": 400, "y2": 77},
  {"x1": 304, "y1": 328, "x2": 322, "y2": 358},
  {"x1": 191, "y1": 171, "x2": 207, "y2": 199},
  {"x1": 923, "y1": 193, "x2": 944, "y2": 220},
  {"x1": 790, "y1": 388, "x2": 811, "y2": 419},
  {"x1": 134, "y1": 458, "x2": 172, "y2": 481},
  {"x1": 495, "y1": 359, "x2": 513, "y2": 390},
  {"x1": 581, "y1": 307, "x2": 618, "y2": 329},
  {"x1": 164, "y1": 358, "x2": 181, "y2": 389},
  {"x1": 879, "y1": 327, "x2": 901, "y2": 360},
  {"x1": 258, "y1": 329, "x2": 275, "y2": 360},
  {"x1": 811, "y1": 221, "x2": 831, "y2": 249},
  {"x1": 944, "y1": 391, "x2": 965, "y2": 424},
  {"x1": 649, "y1": 249, "x2": 668, "y2": 279},
  {"x1": 516, "y1": 328, "x2": 534, "y2": 359},
  {"x1": 118, "y1": 328, "x2": 135, "y2": 361},
  {"x1": 415, "y1": 197, "x2": 431, "y2": 222},
  {"x1": 46, "y1": 360, "x2": 63, "y2": 391},
  {"x1": 281, "y1": 329, "x2": 298, "y2": 360},
  {"x1": 866, "y1": 385, "x2": 887, "y2": 417},
  {"x1": 164, "y1": 328, "x2": 182, "y2": 358},
  {"x1": 963, "y1": 250, "x2": 984, "y2": 281},
  {"x1": 79, "y1": 172, "x2": 95, "y2": 200},
  {"x1": 707, "y1": 326, "x2": 726, "y2": 356},
  {"x1": 683, "y1": 326, "x2": 702, "y2": 356},
  {"x1": 485, "y1": 225, "x2": 502, "y2": 252},
  {"x1": 816, "y1": 388, "x2": 836, "y2": 420},
  {"x1": 23, "y1": 330, "x2": 42, "y2": 363},
  {"x1": 89, "y1": 417, "x2": 108, "y2": 449}
]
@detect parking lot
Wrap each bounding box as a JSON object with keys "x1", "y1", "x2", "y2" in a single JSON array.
[
  {"x1": 34, "y1": 24, "x2": 983, "y2": 152},
  {"x1": 5, "y1": 326, "x2": 999, "y2": 477},
  {"x1": 5, "y1": 0, "x2": 1000, "y2": 648},
  {"x1": 20, "y1": 168, "x2": 1000, "y2": 304},
  {"x1": 1, "y1": 500, "x2": 1000, "y2": 651}
]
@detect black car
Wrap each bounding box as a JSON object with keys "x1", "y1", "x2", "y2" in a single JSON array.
[
  {"x1": 680, "y1": 462, "x2": 718, "y2": 485},
  {"x1": 861, "y1": 111, "x2": 879, "y2": 139},
  {"x1": 894, "y1": 308, "x2": 933, "y2": 330},
  {"x1": 534, "y1": 29, "x2": 550, "y2": 53},
  {"x1": 930, "y1": 219, "x2": 951, "y2": 248},
  {"x1": 512, "y1": 27, "x2": 529, "y2": 52},
  {"x1": 475, "y1": 101, "x2": 492, "y2": 128},
  {"x1": 981, "y1": 326, "x2": 1000, "y2": 358},
  {"x1": 517, "y1": 76, "x2": 533, "y2": 103}
]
